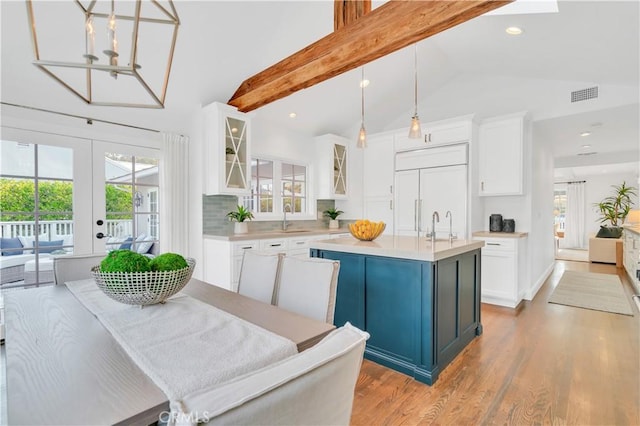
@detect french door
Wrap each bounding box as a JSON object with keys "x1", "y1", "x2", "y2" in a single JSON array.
[
  {"x1": 0, "y1": 127, "x2": 160, "y2": 288},
  {"x1": 91, "y1": 141, "x2": 160, "y2": 255}
]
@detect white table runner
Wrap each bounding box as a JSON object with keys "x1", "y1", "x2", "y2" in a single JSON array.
[{"x1": 66, "y1": 279, "x2": 297, "y2": 422}]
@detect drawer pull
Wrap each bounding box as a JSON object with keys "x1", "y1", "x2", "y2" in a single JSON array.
[
  {"x1": 487, "y1": 243, "x2": 501, "y2": 246},
  {"x1": 296, "y1": 241, "x2": 305, "y2": 245},
  {"x1": 270, "y1": 243, "x2": 282, "y2": 247},
  {"x1": 241, "y1": 246, "x2": 253, "y2": 250}
]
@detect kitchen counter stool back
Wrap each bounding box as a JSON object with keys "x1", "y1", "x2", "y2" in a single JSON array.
[
  {"x1": 237, "y1": 251, "x2": 284, "y2": 304},
  {"x1": 275, "y1": 256, "x2": 340, "y2": 324}
]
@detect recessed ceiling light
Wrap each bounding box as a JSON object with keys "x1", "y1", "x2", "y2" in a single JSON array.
[
  {"x1": 289, "y1": 112, "x2": 297, "y2": 118},
  {"x1": 580, "y1": 131, "x2": 591, "y2": 137},
  {"x1": 360, "y1": 79, "x2": 370, "y2": 88},
  {"x1": 505, "y1": 26, "x2": 523, "y2": 35}
]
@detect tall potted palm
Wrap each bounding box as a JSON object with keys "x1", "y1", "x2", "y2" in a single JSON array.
[{"x1": 595, "y1": 181, "x2": 637, "y2": 238}]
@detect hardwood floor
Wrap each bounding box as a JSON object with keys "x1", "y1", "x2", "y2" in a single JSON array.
[{"x1": 350, "y1": 261, "x2": 639, "y2": 425}]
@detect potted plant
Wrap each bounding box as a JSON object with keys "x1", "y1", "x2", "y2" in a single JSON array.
[
  {"x1": 225, "y1": 147, "x2": 235, "y2": 162},
  {"x1": 226, "y1": 205, "x2": 254, "y2": 234},
  {"x1": 323, "y1": 208, "x2": 344, "y2": 229},
  {"x1": 594, "y1": 181, "x2": 637, "y2": 238}
]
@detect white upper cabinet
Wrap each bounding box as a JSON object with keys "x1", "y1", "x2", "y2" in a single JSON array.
[
  {"x1": 203, "y1": 102, "x2": 251, "y2": 195},
  {"x1": 395, "y1": 115, "x2": 473, "y2": 152},
  {"x1": 478, "y1": 112, "x2": 526, "y2": 196},
  {"x1": 315, "y1": 134, "x2": 349, "y2": 200}
]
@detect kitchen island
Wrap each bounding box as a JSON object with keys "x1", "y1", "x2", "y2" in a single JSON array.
[{"x1": 310, "y1": 235, "x2": 484, "y2": 385}]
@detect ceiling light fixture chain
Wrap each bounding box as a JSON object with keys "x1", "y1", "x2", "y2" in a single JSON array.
[
  {"x1": 408, "y1": 43, "x2": 422, "y2": 140},
  {"x1": 357, "y1": 66, "x2": 367, "y2": 148}
]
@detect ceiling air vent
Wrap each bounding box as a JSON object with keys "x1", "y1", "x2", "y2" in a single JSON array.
[
  {"x1": 577, "y1": 151, "x2": 597, "y2": 156},
  {"x1": 571, "y1": 86, "x2": 598, "y2": 103}
]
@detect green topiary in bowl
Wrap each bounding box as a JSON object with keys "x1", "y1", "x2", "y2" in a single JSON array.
[
  {"x1": 100, "y1": 249, "x2": 151, "y2": 273},
  {"x1": 149, "y1": 253, "x2": 188, "y2": 271}
]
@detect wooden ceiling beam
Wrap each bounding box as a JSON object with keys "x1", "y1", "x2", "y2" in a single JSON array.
[{"x1": 228, "y1": 0, "x2": 511, "y2": 113}]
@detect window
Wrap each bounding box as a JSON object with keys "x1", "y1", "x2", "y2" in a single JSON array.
[
  {"x1": 554, "y1": 184, "x2": 567, "y2": 232},
  {"x1": 243, "y1": 158, "x2": 308, "y2": 217},
  {"x1": 282, "y1": 163, "x2": 306, "y2": 214},
  {"x1": 246, "y1": 159, "x2": 273, "y2": 213}
]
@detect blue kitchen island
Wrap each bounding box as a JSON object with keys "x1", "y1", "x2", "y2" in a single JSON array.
[{"x1": 310, "y1": 235, "x2": 484, "y2": 385}]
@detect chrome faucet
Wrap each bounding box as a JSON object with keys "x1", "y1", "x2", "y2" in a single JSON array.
[
  {"x1": 446, "y1": 210, "x2": 454, "y2": 243},
  {"x1": 283, "y1": 203, "x2": 292, "y2": 231},
  {"x1": 429, "y1": 211, "x2": 440, "y2": 245}
]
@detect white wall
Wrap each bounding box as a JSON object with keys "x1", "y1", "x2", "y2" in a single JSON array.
[{"x1": 529, "y1": 124, "x2": 555, "y2": 299}]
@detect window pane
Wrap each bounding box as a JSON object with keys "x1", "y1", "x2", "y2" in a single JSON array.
[
  {"x1": 105, "y1": 153, "x2": 133, "y2": 181},
  {"x1": 281, "y1": 162, "x2": 306, "y2": 214},
  {"x1": 246, "y1": 159, "x2": 274, "y2": 213},
  {"x1": 39, "y1": 145, "x2": 73, "y2": 180},
  {"x1": 134, "y1": 156, "x2": 159, "y2": 186},
  {"x1": 0, "y1": 177, "x2": 35, "y2": 221},
  {"x1": 0, "y1": 140, "x2": 34, "y2": 177}
]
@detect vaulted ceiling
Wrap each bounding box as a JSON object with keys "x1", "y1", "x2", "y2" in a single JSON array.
[{"x1": 1, "y1": 1, "x2": 638, "y2": 170}]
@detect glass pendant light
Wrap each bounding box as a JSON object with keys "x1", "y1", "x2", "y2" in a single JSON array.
[
  {"x1": 408, "y1": 44, "x2": 422, "y2": 139},
  {"x1": 357, "y1": 67, "x2": 367, "y2": 148}
]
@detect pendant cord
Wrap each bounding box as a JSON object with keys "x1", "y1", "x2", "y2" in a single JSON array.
[
  {"x1": 414, "y1": 44, "x2": 418, "y2": 117},
  {"x1": 361, "y1": 67, "x2": 365, "y2": 124}
]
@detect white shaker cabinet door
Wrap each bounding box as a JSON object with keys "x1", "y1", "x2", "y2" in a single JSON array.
[
  {"x1": 419, "y1": 165, "x2": 467, "y2": 238},
  {"x1": 394, "y1": 169, "x2": 420, "y2": 236},
  {"x1": 478, "y1": 113, "x2": 524, "y2": 196}
]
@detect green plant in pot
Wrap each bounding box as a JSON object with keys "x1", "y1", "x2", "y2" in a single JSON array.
[
  {"x1": 594, "y1": 181, "x2": 637, "y2": 238},
  {"x1": 323, "y1": 208, "x2": 344, "y2": 229},
  {"x1": 227, "y1": 205, "x2": 254, "y2": 234},
  {"x1": 225, "y1": 147, "x2": 235, "y2": 161}
]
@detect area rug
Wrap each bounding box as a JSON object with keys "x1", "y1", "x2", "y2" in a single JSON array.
[{"x1": 548, "y1": 270, "x2": 634, "y2": 316}]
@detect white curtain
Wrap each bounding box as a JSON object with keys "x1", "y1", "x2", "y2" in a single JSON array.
[
  {"x1": 160, "y1": 133, "x2": 189, "y2": 255},
  {"x1": 564, "y1": 181, "x2": 586, "y2": 248}
]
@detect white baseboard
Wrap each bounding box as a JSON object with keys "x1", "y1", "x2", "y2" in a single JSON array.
[{"x1": 525, "y1": 261, "x2": 554, "y2": 301}]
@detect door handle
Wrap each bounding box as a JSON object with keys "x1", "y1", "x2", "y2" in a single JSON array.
[{"x1": 96, "y1": 232, "x2": 105, "y2": 239}]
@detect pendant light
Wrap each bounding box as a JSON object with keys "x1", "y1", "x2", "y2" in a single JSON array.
[
  {"x1": 357, "y1": 67, "x2": 367, "y2": 148},
  {"x1": 408, "y1": 44, "x2": 422, "y2": 139},
  {"x1": 26, "y1": 0, "x2": 180, "y2": 108}
]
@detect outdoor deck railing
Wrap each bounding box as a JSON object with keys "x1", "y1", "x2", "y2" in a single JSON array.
[{"x1": 0, "y1": 220, "x2": 133, "y2": 240}]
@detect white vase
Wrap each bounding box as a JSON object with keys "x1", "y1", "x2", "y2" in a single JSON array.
[
  {"x1": 234, "y1": 222, "x2": 248, "y2": 234},
  {"x1": 329, "y1": 219, "x2": 339, "y2": 229}
]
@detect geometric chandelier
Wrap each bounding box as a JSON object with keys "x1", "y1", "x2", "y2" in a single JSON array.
[{"x1": 25, "y1": 0, "x2": 180, "y2": 108}]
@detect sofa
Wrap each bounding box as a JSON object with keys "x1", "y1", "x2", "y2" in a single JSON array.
[
  {"x1": 1, "y1": 233, "x2": 154, "y2": 285},
  {"x1": 1, "y1": 233, "x2": 63, "y2": 285},
  {"x1": 588, "y1": 236, "x2": 623, "y2": 267}
]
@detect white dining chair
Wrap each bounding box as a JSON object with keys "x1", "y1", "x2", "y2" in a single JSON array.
[
  {"x1": 53, "y1": 254, "x2": 105, "y2": 285},
  {"x1": 275, "y1": 256, "x2": 340, "y2": 324},
  {"x1": 192, "y1": 322, "x2": 369, "y2": 425},
  {"x1": 237, "y1": 251, "x2": 284, "y2": 304}
]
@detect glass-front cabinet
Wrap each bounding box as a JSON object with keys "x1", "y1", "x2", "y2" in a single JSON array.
[
  {"x1": 315, "y1": 134, "x2": 349, "y2": 200},
  {"x1": 203, "y1": 102, "x2": 251, "y2": 195}
]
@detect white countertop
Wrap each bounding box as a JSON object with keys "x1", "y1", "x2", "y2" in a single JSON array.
[
  {"x1": 623, "y1": 225, "x2": 640, "y2": 236},
  {"x1": 472, "y1": 231, "x2": 528, "y2": 238},
  {"x1": 203, "y1": 229, "x2": 350, "y2": 242},
  {"x1": 309, "y1": 235, "x2": 484, "y2": 262}
]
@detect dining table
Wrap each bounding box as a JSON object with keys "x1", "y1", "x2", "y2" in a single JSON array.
[{"x1": 2, "y1": 278, "x2": 335, "y2": 425}]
